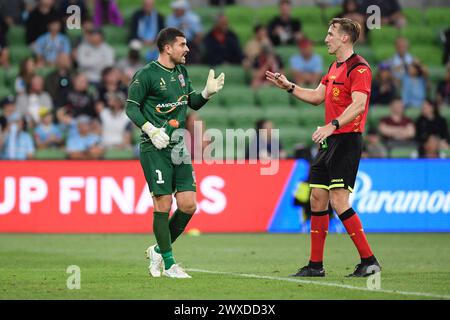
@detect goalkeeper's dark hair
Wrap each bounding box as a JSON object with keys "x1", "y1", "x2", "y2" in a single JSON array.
[
  {"x1": 329, "y1": 17, "x2": 361, "y2": 44},
  {"x1": 156, "y1": 27, "x2": 186, "y2": 52}
]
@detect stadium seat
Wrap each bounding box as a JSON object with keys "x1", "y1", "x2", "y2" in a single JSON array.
[
  {"x1": 389, "y1": 146, "x2": 417, "y2": 159},
  {"x1": 296, "y1": 107, "x2": 325, "y2": 126},
  {"x1": 66, "y1": 28, "x2": 83, "y2": 45},
  {"x1": 428, "y1": 66, "x2": 446, "y2": 82},
  {"x1": 263, "y1": 106, "x2": 302, "y2": 126},
  {"x1": 279, "y1": 126, "x2": 314, "y2": 153},
  {"x1": 410, "y1": 46, "x2": 442, "y2": 66},
  {"x1": 34, "y1": 149, "x2": 67, "y2": 160},
  {"x1": 254, "y1": 86, "x2": 290, "y2": 108},
  {"x1": 36, "y1": 66, "x2": 56, "y2": 78},
  {"x1": 9, "y1": 46, "x2": 33, "y2": 64},
  {"x1": 187, "y1": 65, "x2": 211, "y2": 88},
  {"x1": 2, "y1": 65, "x2": 18, "y2": 90},
  {"x1": 425, "y1": 7, "x2": 450, "y2": 27},
  {"x1": 276, "y1": 45, "x2": 298, "y2": 67},
  {"x1": 0, "y1": 68, "x2": 6, "y2": 87},
  {"x1": 7, "y1": 26, "x2": 26, "y2": 45},
  {"x1": 442, "y1": 148, "x2": 450, "y2": 158},
  {"x1": 215, "y1": 65, "x2": 247, "y2": 85},
  {"x1": 103, "y1": 26, "x2": 129, "y2": 45},
  {"x1": 0, "y1": 86, "x2": 12, "y2": 99},
  {"x1": 231, "y1": 24, "x2": 254, "y2": 46},
  {"x1": 369, "y1": 26, "x2": 399, "y2": 48},
  {"x1": 403, "y1": 7, "x2": 423, "y2": 25},
  {"x1": 367, "y1": 105, "x2": 390, "y2": 128},
  {"x1": 104, "y1": 148, "x2": 135, "y2": 160},
  {"x1": 405, "y1": 108, "x2": 421, "y2": 120},
  {"x1": 197, "y1": 107, "x2": 233, "y2": 128},
  {"x1": 441, "y1": 107, "x2": 450, "y2": 123},
  {"x1": 372, "y1": 45, "x2": 395, "y2": 64},
  {"x1": 113, "y1": 44, "x2": 129, "y2": 60},
  {"x1": 302, "y1": 24, "x2": 329, "y2": 43},
  {"x1": 403, "y1": 26, "x2": 437, "y2": 46},
  {"x1": 294, "y1": 6, "x2": 322, "y2": 24},
  {"x1": 196, "y1": 6, "x2": 222, "y2": 31},
  {"x1": 228, "y1": 107, "x2": 265, "y2": 128},
  {"x1": 219, "y1": 86, "x2": 255, "y2": 107}
]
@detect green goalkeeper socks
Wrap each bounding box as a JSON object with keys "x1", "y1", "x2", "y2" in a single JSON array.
[
  {"x1": 153, "y1": 211, "x2": 175, "y2": 269},
  {"x1": 155, "y1": 209, "x2": 193, "y2": 253},
  {"x1": 161, "y1": 251, "x2": 176, "y2": 270},
  {"x1": 169, "y1": 209, "x2": 193, "y2": 243}
]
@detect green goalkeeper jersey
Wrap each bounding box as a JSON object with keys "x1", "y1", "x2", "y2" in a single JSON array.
[{"x1": 126, "y1": 60, "x2": 207, "y2": 151}]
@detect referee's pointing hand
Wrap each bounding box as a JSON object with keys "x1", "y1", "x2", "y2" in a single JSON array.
[{"x1": 265, "y1": 71, "x2": 291, "y2": 90}]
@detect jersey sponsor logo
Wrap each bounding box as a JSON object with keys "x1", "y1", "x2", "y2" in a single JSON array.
[
  {"x1": 178, "y1": 74, "x2": 186, "y2": 87},
  {"x1": 357, "y1": 68, "x2": 367, "y2": 74},
  {"x1": 155, "y1": 95, "x2": 189, "y2": 114}
]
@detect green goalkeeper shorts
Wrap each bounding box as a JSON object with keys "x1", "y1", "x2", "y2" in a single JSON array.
[{"x1": 139, "y1": 142, "x2": 197, "y2": 197}]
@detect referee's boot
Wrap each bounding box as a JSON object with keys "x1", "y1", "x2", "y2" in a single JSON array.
[
  {"x1": 290, "y1": 264, "x2": 325, "y2": 277},
  {"x1": 346, "y1": 256, "x2": 381, "y2": 277}
]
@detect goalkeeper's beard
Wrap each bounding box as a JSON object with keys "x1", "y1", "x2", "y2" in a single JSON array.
[{"x1": 171, "y1": 53, "x2": 187, "y2": 65}]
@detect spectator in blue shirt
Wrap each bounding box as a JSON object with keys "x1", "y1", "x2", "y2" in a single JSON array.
[
  {"x1": 290, "y1": 38, "x2": 323, "y2": 86},
  {"x1": 33, "y1": 17, "x2": 71, "y2": 66},
  {"x1": 1, "y1": 114, "x2": 35, "y2": 160},
  {"x1": 130, "y1": 0, "x2": 164, "y2": 44},
  {"x1": 402, "y1": 61, "x2": 428, "y2": 108},
  {"x1": 166, "y1": 0, "x2": 202, "y2": 63},
  {"x1": 130, "y1": 0, "x2": 165, "y2": 61},
  {"x1": 390, "y1": 37, "x2": 415, "y2": 81},
  {"x1": 66, "y1": 115, "x2": 104, "y2": 159},
  {"x1": 34, "y1": 108, "x2": 64, "y2": 149}
]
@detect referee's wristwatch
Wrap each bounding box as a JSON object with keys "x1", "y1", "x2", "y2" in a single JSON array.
[
  {"x1": 287, "y1": 83, "x2": 295, "y2": 93},
  {"x1": 331, "y1": 119, "x2": 340, "y2": 130}
]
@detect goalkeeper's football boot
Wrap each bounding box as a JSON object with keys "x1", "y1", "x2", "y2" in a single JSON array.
[
  {"x1": 145, "y1": 245, "x2": 163, "y2": 277},
  {"x1": 162, "y1": 264, "x2": 192, "y2": 279},
  {"x1": 290, "y1": 265, "x2": 325, "y2": 277},
  {"x1": 346, "y1": 258, "x2": 381, "y2": 277}
]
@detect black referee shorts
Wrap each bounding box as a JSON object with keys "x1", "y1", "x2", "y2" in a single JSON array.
[{"x1": 309, "y1": 133, "x2": 363, "y2": 193}]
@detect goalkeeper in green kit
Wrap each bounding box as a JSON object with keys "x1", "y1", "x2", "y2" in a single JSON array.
[{"x1": 126, "y1": 28, "x2": 225, "y2": 278}]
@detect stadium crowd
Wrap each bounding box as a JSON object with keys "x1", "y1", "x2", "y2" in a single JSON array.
[{"x1": 0, "y1": 0, "x2": 449, "y2": 160}]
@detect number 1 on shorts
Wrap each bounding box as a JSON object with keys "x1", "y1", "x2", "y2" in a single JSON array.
[{"x1": 155, "y1": 170, "x2": 165, "y2": 184}]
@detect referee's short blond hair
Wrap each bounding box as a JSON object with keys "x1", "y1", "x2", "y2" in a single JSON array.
[{"x1": 329, "y1": 18, "x2": 361, "y2": 44}]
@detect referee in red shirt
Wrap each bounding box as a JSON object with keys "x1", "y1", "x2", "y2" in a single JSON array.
[{"x1": 266, "y1": 18, "x2": 380, "y2": 277}]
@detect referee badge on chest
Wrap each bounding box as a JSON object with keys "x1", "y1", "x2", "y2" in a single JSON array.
[{"x1": 178, "y1": 74, "x2": 186, "y2": 87}]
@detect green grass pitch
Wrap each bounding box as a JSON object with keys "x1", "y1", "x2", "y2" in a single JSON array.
[{"x1": 0, "y1": 233, "x2": 449, "y2": 300}]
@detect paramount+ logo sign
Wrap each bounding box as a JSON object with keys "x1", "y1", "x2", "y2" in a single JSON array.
[{"x1": 351, "y1": 171, "x2": 450, "y2": 215}]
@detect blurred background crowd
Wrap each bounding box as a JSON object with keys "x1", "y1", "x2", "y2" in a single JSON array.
[{"x1": 0, "y1": 0, "x2": 449, "y2": 161}]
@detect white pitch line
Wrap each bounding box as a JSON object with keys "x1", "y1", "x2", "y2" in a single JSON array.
[{"x1": 186, "y1": 268, "x2": 450, "y2": 300}]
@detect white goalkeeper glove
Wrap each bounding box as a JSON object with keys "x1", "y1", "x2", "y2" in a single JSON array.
[
  {"x1": 142, "y1": 122, "x2": 170, "y2": 149},
  {"x1": 201, "y1": 69, "x2": 225, "y2": 99}
]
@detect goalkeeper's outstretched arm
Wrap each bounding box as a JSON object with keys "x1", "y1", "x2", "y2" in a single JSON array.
[{"x1": 265, "y1": 71, "x2": 325, "y2": 106}]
